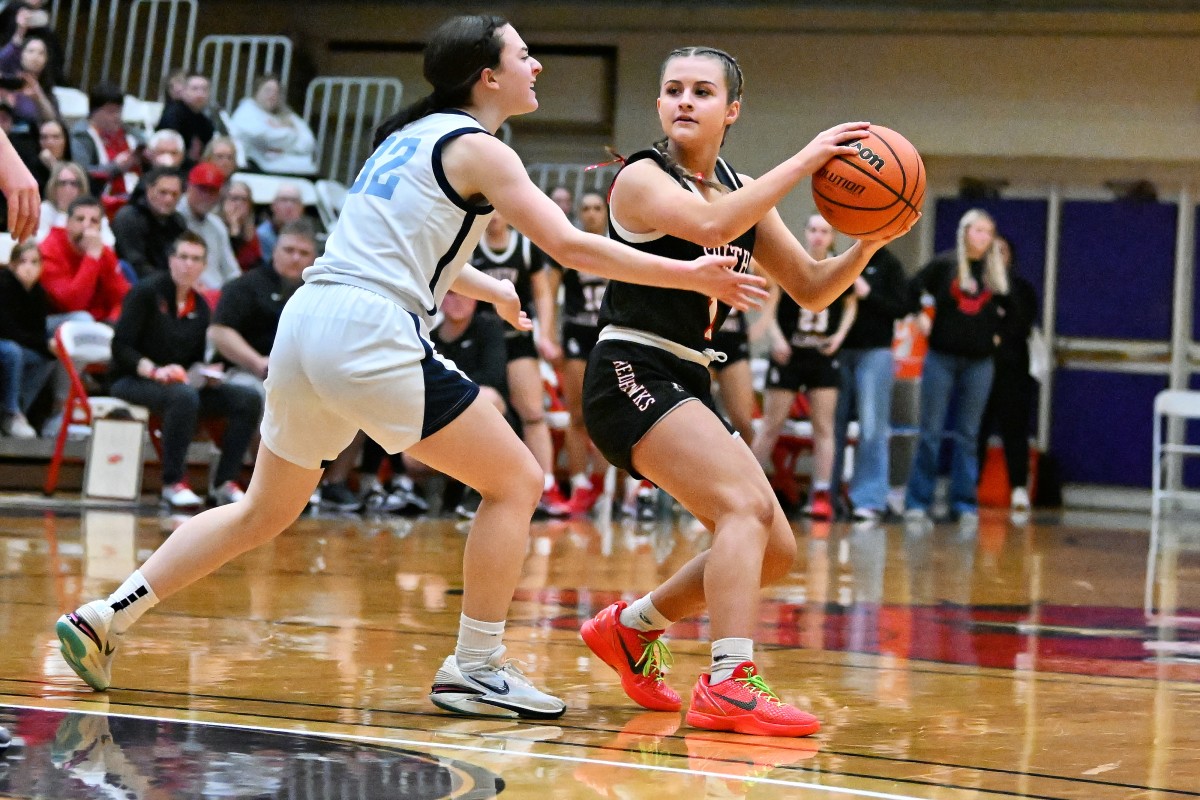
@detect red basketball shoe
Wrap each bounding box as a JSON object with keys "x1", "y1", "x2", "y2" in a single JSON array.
[
  {"x1": 686, "y1": 662, "x2": 820, "y2": 737},
  {"x1": 567, "y1": 483, "x2": 602, "y2": 516},
  {"x1": 807, "y1": 490, "x2": 833, "y2": 521},
  {"x1": 581, "y1": 601, "x2": 681, "y2": 712}
]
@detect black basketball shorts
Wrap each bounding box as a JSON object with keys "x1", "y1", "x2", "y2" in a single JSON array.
[
  {"x1": 504, "y1": 329, "x2": 539, "y2": 363},
  {"x1": 707, "y1": 328, "x2": 750, "y2": 372},
  {"x1": 765, "y1": 347, "x2": 840, "y2": 392},
  {"x1": 583, "y1": 339, "x2": 734, "y2": 480},
  {"x1": 562, "y1": 322, "x2": 601, "y2": 361}
]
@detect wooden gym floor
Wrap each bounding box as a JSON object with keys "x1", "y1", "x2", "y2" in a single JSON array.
[{"x1": 0, "y1": 498, "x2": 1196, "y2": 799}]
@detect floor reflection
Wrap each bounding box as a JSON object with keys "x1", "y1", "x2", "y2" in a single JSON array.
[{"x1": 0, "y1": 707, "x2": 503, "y2": 800}]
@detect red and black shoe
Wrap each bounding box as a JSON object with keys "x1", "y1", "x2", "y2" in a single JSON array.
[
  {"x1": 686, "y1": 662, "x2": 820, "y2": 737},
  {"x1": 581, "y1": 601, "x2": 681, "y2": 712}
]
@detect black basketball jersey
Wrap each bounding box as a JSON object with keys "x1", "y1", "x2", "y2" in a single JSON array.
[
  {"x1": 599, "y1": 150, "x2": 756, "y2": 352},
  {"x1": 553, "y1": 257, "x2": 608, "y2": 328},
  {"x1": 776, "y1": 288, "x2": 851, "y2": 349},
  {"x1": 469, "y1": 230, "x2": 547, "y2": 317},
  {"x1": 716, "y1": 306, "x2": 747, "y2": 336}
]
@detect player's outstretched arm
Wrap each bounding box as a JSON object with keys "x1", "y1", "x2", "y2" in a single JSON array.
[
  {"x1": 611, "y1": 122, "x2": 870, "y2": 249},
  {"x1": 442, "y1": 134, "x2": 767, "y2": 312},
  {"x1": 0, "y1": 130, "x2": 39, "y2": 241},
  {"x1": 749, "y1": 182, "x2": 917, "y2": 313}
]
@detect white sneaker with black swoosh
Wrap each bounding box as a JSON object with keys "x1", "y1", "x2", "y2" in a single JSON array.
[
  {"x1": 429, "y1": 648, "x2": 566, "y2": 720},
  {"x1": 55, "y1": 600, "x2": 120, "y2": 691}
]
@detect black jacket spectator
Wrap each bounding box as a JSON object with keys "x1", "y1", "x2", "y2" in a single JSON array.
[
  {"x1": 112, "y1": 271, "x2": 208, "y2": 378},
  {"x1": 843, "y1": 246, "x2": 908, "y2": 350},
  {"x1": 0, "y1": 268, "x2": 49, "y2": 356},
  {"x1": 112, "y1": 191, "x2": 188, "y2": 279},
  {"x1": 211, "y1": 260, "x2": 297, "y2": 365},
  {"x1": 157, "y1": 98, "x2": 214, "y2": 169},
  {"x1": 431, "y1": 312, "x2": 508, "y2": 398}
]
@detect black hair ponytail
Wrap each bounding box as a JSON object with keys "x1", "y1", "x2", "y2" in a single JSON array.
[{"x1": 373, "y1": 14, "x2": 508, "y2": 148}]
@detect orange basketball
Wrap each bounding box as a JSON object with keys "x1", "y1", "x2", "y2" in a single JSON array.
[{"x1": 811, "y1": 125, "x2": 925, "y2": 239}]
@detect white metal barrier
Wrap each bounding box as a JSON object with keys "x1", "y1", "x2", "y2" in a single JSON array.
[
  {"x1": 302, "y1": 77, "x2": 404, "y2": 184},
  {"x1": 51, "y1": 0, "x2": 196, "y2": 99},
  {"x1": 526, "y1": 162, "x2": 620, "y2": 204},
  {"x1": 197, "y1": 35, "x2": 294, "y2": 113}
]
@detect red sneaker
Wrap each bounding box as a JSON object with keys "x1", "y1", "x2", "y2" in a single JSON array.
[
  {"x1": 537, "y1": 484, "x2": 571, "y2": 518},
  {"x1": 808, "y1": 490, "x2": 833, "y2": 520},
  {"x1": 686, "y1": 662, "x2": 820, "y2": 737},
  {"x1": 567, "y1": 483, "x2": 602, "y2": 516},
  {"x1": 580, "y1": 601, "x2": 682, "y2": 712}
]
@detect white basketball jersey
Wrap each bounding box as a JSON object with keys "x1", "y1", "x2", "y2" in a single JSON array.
[{"x1": 304, "y1": 111, "x2": 493, "y2": 322}]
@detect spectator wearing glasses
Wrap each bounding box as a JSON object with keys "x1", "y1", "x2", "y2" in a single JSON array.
[
  {"x1": 201, "y1": 135, "x2": 238, "y2": 179},
  {"x1": 37, "y1": 160, "x2": 115, "y2": 246},
  {"x1": 110, "y1": 231, "x2": 263, "y2": 509}
]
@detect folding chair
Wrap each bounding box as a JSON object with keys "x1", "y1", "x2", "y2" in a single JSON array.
[
  {"x1": 44, "y1": 321, "x2": 149, "y2": 495},
  {"x1": 1145, "y1": 389, "x2": 1200, "y2": 638}
]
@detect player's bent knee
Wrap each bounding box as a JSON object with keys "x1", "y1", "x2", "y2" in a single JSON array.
[{"x1": 520, "y1": 415, "x2": 546, "y2": 427}]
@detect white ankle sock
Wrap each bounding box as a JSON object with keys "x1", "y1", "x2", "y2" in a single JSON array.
[
  {"x1": 709, "y1": 637, "x2": 754, "y2": 684},
  {"x1": 571, "y1": 473, "x2": 593, "y2": 491},
  {"x1": 105, "y1": 570, "x2": 159, "y2": 636},
  {"x1": 619, "y1": 594, "x2": 672, "y2": 632},
  {"x1": 543, "y1": 474, "x2": 556, "y2": 492},
  {"x1": 454, "y1": 614, "x2": 505, "y2": 672}
]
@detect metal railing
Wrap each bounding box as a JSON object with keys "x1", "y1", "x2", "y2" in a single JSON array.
[
  {"x1": 50, "y1": 0, "x2": 196, "y2": 98},
  {"x1": 197, "y1": 35, "x2": 293, "y2": 113},
  {"x1": 302, "y1": 77, "x2": 404, "y2": 184}
]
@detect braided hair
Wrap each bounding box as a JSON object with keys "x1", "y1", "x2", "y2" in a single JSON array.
[{"x1": 654, "y1": 46, "x2": 745, "y2": 193}]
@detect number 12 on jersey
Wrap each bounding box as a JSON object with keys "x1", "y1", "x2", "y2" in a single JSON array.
[{"x1": 349, "y1": 135, "x2": 420, "y2": 200}]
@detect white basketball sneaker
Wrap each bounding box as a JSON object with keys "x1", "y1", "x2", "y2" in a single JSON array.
[
  {"x1": 56, "y1": 600, "x2": 120, "y2": 691},
  {"x1": 429, "y1": 648, "x2": 566, "y2": 720}
]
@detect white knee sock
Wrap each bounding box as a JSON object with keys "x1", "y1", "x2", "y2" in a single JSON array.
[
  {"x1": 709, "y1": 637, "x2": 754, "y2": 684},
  {"x1": 619, "y1": 594, "x2": 672, "y2": 632},
  {"x1": 105, "y1": 570, "x2": 160, "y2": 636},
  {"x1": 454, "y1": 614, "x2": 505, "y2": 672}
]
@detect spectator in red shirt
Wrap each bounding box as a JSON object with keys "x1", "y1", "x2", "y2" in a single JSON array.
[{"x1": 39, "y1": 195, "x2": 129, "y2": 326}]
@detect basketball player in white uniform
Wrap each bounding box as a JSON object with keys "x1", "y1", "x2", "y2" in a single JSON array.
[{"x1": 54, "y1": 15, "x2": 766, "y2": 720}]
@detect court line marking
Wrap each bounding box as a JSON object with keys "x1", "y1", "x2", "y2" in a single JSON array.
[{"x1": 1, "y1": 701, "x2": 936, "y2": 800}]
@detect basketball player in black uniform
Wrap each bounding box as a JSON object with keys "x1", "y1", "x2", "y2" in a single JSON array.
[
  {"x1": 469, "y1": 211, "x2": 569, "y2": 516},
  {"x1": 577, "y1": 46, "x2": 915, "y2": 737},
  {"x1": 541, "y1": 190, "x2": 611, "y2": 515},
  {"x1": 752, "y1": 215, "x2": 857, "y2": 521}
]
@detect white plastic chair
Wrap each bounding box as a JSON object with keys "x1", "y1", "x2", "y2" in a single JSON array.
[
  {"x1": 1151, "y1": 389, "x2": 1200, "y2": 520},
  {"x1": 1145, "y1": 389, "x2": 1200, "y2": 632},
  {"x1": 231, "y1": 172, "x2": 317, "y2": 207},
  {"x1": 53, "y1": 86, "x2": 90, "y2": 125},
  {"x1": 44, "y1": 321, "x2": 149, "y2": 495},
  {"x1": 313, "y1": 179, "x2": 347, "y2": 231}
]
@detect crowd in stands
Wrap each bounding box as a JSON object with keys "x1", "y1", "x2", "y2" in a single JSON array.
[{"x1": 0, "y1": 10, "x2": 1039, "y2": 522}]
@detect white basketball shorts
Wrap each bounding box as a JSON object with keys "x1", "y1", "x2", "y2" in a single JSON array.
[{"x1": 261, "y1": 282, "x2": 479, "y2": 469}]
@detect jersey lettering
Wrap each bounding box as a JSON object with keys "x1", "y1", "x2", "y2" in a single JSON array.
[
  {"x1": 349, "y1": 135, "x2": 420, "y2": 200},
  {"x1": 582, "y1": 283, "x2": 606, "y2": 313},
  {"x1": 701, "y1": 243, "x2": 752, "y2": 340},
  {"x1": 798, "y1": 307, "x2": 830, "y2": 334}
]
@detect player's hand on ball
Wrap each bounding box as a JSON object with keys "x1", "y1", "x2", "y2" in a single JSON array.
[{"x1": 796, "y1": 121, "x2": 870, "y2": 175}]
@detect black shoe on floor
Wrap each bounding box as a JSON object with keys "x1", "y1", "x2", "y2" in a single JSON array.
[{"x1": 319, "y1": 481, "x2": 363, "y2": 513}]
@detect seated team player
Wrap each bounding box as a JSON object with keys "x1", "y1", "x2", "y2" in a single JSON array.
[
  {"x1": 469, "y1": 210, "x2": 567, "y2": 517},
  {"x1": 110, "y1": 232, "x2": 263, "y2": 509},
  {"x1": 538, "y1": 190, "x2": 610, "y2": 515},
  {"x1": 401, "y1": 290, "x2": 508, "y2": 517},
  {"x1": 208, "y1": 219, "x2": 316, "y2": 399}
]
